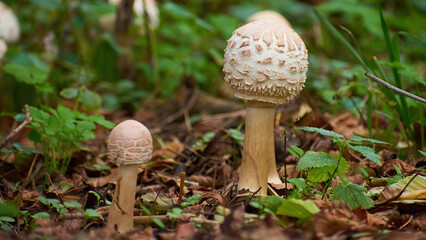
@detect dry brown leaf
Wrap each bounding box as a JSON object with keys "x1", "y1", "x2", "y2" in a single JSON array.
[
  {"x1": 175, "y1": 223, "x2": 197, "y2": 240},
  {"x1": 379, "y1": 159, "x2": 418, "y2": 176},
  {"x1": 327, "y1": 112, "x2": 368, "y2": 138},
  {"x1": 188, "y1": 175, "x2": 214, "y2": 187}
]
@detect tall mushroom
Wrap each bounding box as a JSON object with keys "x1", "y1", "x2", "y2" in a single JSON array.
[
  {"x1": 0, "y1": 39, "x2": 6, "y2": 63},
  {"x1": 107, "y1": 120, "x2": 153, "y2": 233},
  {"x1": 0, "y1": 1, "x2": 20, "y2": 43},
  {"x1": 247, "y1": 10, "x2": 292, "y2": 28},
  {"x1": 223, "y1": 20, "x2": 308, "y2": 195}
]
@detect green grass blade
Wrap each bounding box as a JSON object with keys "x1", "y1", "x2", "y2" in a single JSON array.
[
  {"x1": 378, "y1": 6, "x2": 413, "y2": 138},
  {"x1": 314, "y1": 8, "x2": 372, "y2": 73}
]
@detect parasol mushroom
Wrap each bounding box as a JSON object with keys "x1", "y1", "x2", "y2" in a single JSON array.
[
  {"x1": 107, "y1": 119, "x2": 153, "y2": 233},
  {"x1": 0, "y1": 39, "x2": 6, "y2": 63},
  {"x1": 0, "y1": 1, "x2": 20, "y2": 43},
  {"x1": 223, "y1": 20, "x2": 308, "y2": 195},
  {"x1": 247, "y1": 10, "x2": 292, "y2": 28}
]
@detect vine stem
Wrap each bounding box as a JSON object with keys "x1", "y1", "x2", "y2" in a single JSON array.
[{"x1": 322, "y1": 149, "x2": 343, "y2": 200}]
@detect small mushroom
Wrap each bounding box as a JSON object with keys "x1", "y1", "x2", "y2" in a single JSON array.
[
  {"x1": 0, "y1": 1, "x2": 20, "y2": 43},
  {"x1": 247, "y1": 10, "x2": 292, "y2": 28},
  {"x1": 107, "y1": 120, "x2": 153, "y2": 233},
  {"x1": 223, "y1": 20, "x2": 308, "y2": 195}
]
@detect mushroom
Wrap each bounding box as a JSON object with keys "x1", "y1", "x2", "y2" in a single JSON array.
[
  {"x1": 100, "y1": 0, "x2": 159, "y2": 32},
  {"x1": 107, "y1": 119, "x2": 153, "y2": 233},
  {"x1": 0, "y1": 39, "x2": 6, "y2": 63},
  {"x1": 0, "y1": 1, "x2": 20, "y2": 43},
  {"x1": 247, "y1": 10, "x2": 292, "y2": 28},
  {"x1": 223, "y1": 20, "x2": 308, "y2": 195}
]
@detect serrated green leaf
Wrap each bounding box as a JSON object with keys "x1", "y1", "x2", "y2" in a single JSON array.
[
  {"x1": 298, "y1": 126, "x2": 343, "y2": 139},
  {"x1": 349, "y1": 145, "x2": 382, "y2": 165},
  {"x1": 334, "y1": 182, "x2": 374, "y2": 209},
  {"x1": 287, "y1": 178, "x2": 306, "y2": 191},
  {"x1": 349, "y1": 136, "x2": 389, "y2": 145},
  {"x1": 29, "y1": 106, "x2": 50, "y2": 122},
  {"x1": 2, "y1": 64, "x2": 49, "y2": 85},
  {"x1": 308, "y1": 157, "x2": 348, "y2": 182},
  {"x1": 297, "y1": 151, "x2": 337, "y2": 170},
  {"x1": 276, "y1": 198, "x2": 320, "y2": 219}
]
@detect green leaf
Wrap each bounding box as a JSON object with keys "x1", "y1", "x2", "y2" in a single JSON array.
[
  {"x1": 84, "y1": 209, "x2": 99, "y2": 219},
  {"x1": 60, "y1": 88, "x2": 80, "y2": 99},
  {"x1": 349, "y1": 145, "x2": 382, "y2": 165},
  {"x1": 88, "y1": 114, "x2": 116, "y2": 129},
  {"x1": 419, "y1": 150, "x2": 426, "y2": 157},
  {"x1": 32, "y1": 212, "x2": 50, "y2": 220},
  {"x1": 0, "y1": 216, "x2": 15, "y2": 223},
  {"x1": 229, "y1": 128, "x2": 244, "y2": 142},
  {"x1": 29, "y1": 106, "x2": 50, "y2": 123},
  {"x1": 307, "y1": 158, "x2": 348, "y2": 182},
  {"x1": 80, "y1": 89, "x2": 102, "y2": 111},
  {"x1": 0, "y1": 202, "x2": 19, "y2": 217},
  {"x1": 287, "y1": 178, "x2": 306, "y2": 191},
  {"x1": 64, "y1": 201, "x2": 82, "y2": 211},
  {"x1": 334, "y1": 182, "x2": 374, "y2": 209},
  {"x1": 152, "y1": 218, "x2": 165, "y2": 229},
  {"x1": 181, "y1": 194, "x2": 201, "y2": 207},
  {"x1": 276, "y1": 198, "x2": 320, "y2": 219},
  {"x1": 349, "y1": 136, "x2": 389, "y2": 145},
  {"x1": 2, "y1": 64, "x2": 49, "y2": 85},
  {"x1": 288, "y1": 145, "x2": 304, "y2": 159},
  {"x1": 297, "y1": 151, "x2": 337, "y2": 170},
  {"x1": 298, "y1": 126, "x2": 343, "y2": 139}
]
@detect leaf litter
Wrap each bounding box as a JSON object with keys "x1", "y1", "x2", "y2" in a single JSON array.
[{"x1": 0, "y1": 88, "x2": 425, "y2": 240}]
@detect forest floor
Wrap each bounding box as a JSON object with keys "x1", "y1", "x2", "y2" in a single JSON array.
[{"x1": 0, "y1": 83, "x2": 425, "y2": 240}]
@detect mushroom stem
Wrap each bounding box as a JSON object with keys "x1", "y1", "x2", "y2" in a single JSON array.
[
  {"x1": 239, "y1": 101, "x2": 280, "y2": 196},
  {"x1": 108, "y1": 164, "x2": 138, "y2": 233}
]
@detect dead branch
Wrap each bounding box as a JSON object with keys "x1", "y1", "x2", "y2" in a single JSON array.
[
  {"x1": 365, "y1": 72, "x2": 426, "y2": 104},
  {"x1": 0, "y1": 104, "x2": 32, "y2": 149}
]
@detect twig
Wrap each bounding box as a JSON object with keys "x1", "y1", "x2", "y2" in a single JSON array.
[
  {"x1": 365, "y1": 72, "x2": 426, "y2": 104},
  {"x1": 0, "y1": 104, "x2": 32, "y2": 149},
  {"x1": 24, "y1": 153, "x2": 38, "y2": 186}
]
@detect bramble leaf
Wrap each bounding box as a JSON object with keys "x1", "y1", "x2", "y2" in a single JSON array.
[
  {"x1": 334, "y1": 182, "x2": 374, "y2": 209},
  {"x1": 349, "y1": 135, "x2": 389, "y2": 145},
  {"x1": 298, "y1": 126, "x2": 343, "y2": 139},
  {"x1": 297, "y1": 151, "x2": 336, "y2": 170},
  {"x1": 349, "y1": 145, "x2": 382, "y2": 165}
]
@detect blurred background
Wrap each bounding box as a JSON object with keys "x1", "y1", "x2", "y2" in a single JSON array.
[{"x1": 0, "y1": 0, "x2": 425, "y2": 150}]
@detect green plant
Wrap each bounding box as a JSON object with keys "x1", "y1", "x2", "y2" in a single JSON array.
[
  {"x1": 192, "y1": 132, "x2": 215, "y2": 151},
  {"x1": 315, "y1": 5, "x2": 425, "y2": 150},
  {"x1": 139, "y1": 204, "x2": 165, "y2": 229},
  {"x1": 0, "y1": 216, "x2": 15, "y2": 231},
  {"x1": 166, "y1": 207, "x2": 183, "y2": 229},
  {"x1": 291, "y1": 126, "x2": 388, "y2": 208},
  {"x1": 28, "y1": 104, "x2": 115, "y2": 174}
]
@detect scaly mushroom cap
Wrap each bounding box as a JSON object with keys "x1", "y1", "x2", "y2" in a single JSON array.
[
  {"x1": 0, "y1": 2, "x2": 20, "y2": 43},
  {"x1": 223, "y1": 20, "x2": 308, "y2": 105},
  {"x1": 107, "y1": 120, "x2": 153, "y2": 165},
  {"x1": 247, "y1": 10, "x2": 291, "y2": 28}
]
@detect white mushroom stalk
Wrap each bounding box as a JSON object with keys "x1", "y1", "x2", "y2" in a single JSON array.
[
  {"x1": 0, "y1": 1, "x2": 20, "y2": 43},
  {"x1": 0, "y1": 39, "x2": 6, "y2": 63},
  {"x1": 107, "y1": 120, "x2": 153, "y2": 233},
  {"x1": 247, "y1": 10, "x2": 292, "y2": 28},
  {"x1": 223, "y1": 20, "x2": 308, "y2": 196},
  {"x1": 101, "y1": 0, "x2": 159, "y2": 31}
]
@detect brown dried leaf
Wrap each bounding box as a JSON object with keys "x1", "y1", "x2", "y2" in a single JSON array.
[
  {"x1": 188, "y1": 175, "x2": 214, "y2": 187},
  {"x1": 379, "y1": 159, "x2": 418, "y2": 176},
  {"x1": 327, "y1": 112, "x2": 368, "y2": 138}
]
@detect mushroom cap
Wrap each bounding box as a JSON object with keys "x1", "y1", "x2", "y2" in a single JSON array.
[
  {"x1": 223, "y1": 20, "x2": 308, "y2": 105},
  {"x1": 0, "y1": 2, "x2": 20, "y2": 43},
  {"x1": 247, "y1": 10, "x2": 291, "y2": 28},
  {"x1": 107, "y1": 120, "x2": 153, "y2": 166},
  {"x1": 0, "y1": 39, "x2": 6, "y2": 60}
]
